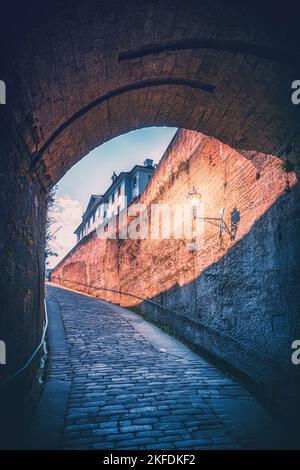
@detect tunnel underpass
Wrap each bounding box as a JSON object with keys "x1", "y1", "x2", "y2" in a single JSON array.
[{"x1": 0, "y1": 0, "x2": 300, "y2": 451}]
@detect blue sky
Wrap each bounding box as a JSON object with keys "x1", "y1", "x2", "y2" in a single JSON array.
[
  {"x1": 56, "y1": 126, "x2": 177, "y2": 208},
  {"x1": 48, "y1": 126, "x2": 177, "y2": 268}
]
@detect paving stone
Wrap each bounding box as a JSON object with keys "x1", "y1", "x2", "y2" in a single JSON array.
[
  {"x1": 120, "y1": 424, "x2": 152, "y2": 433},
  {"x1": 132, "y1": 417, "x2": 159, "y2": 425},
  {"x1": 47, "y1": 286, "x2": 285, "y2": 450},
  {"x1": 116, "y1": 438, "x2": 156, "y2": 448}
]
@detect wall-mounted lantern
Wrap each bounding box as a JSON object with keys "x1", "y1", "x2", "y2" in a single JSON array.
[{"x1": 187, "y1": 186, "x2": 236, "y2": 240}]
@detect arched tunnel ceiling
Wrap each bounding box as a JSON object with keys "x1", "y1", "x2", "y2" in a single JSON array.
[{"x1": 1, "y1": 0, "x2": 300, "y2": 189}]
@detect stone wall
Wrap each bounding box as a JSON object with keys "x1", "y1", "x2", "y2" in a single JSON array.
[
  {"x1": 2, "y1": 0, "x2": 299, "y2": 190},
  {"x1": 51, "y1": 129, "x2": 300, "y2": 416},
  {"x1": 0, "y1": 117, "x2": 46, "y2": 442},
  {"x1": 1, "y1": 0, "x2": 300, "y2": 443}
]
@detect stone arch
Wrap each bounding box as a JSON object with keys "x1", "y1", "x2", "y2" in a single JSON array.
[
  {"x1": 1, "y1": 0, "x2": 299, "y2": 190},
  {"x1": 1, "y1": 0, "x2": 300, "y2": 418}
]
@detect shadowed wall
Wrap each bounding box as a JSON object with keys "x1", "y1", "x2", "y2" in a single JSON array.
[
  {"x1": 1, "y1": 0, "x2": 300, "y2": 425},
  {"x1": 51, "y1": 130, "x2": 300, "y2": 419}
]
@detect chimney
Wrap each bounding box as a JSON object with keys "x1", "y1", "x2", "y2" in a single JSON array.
[
  {"x1": 144, "y1": 158, "x2": 154, "y2": 168},
  {"x1": 111, "y1": 171, "x2": 117, "y2": 182}
]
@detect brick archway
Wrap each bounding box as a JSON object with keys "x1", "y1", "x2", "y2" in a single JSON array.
[
  {"x1": 1, "y1": 0, "x2": 300, "y2": 190},
  {"x1": 0, "y1": 0, "x2": 300, "y2": 424}
]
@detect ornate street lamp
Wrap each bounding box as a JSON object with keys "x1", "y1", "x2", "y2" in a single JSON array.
[{"x1": 187, "y1": 186, "x2": 235, "y2": 240}]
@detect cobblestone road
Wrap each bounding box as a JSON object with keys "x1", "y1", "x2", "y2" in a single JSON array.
[{"x1": 43, "y1": 284, "x2": 286, "y2": 450}]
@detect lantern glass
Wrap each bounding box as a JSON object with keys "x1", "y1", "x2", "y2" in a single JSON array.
[{"x1": 187, "y1": 186, "x2": 201, "y2": 207}]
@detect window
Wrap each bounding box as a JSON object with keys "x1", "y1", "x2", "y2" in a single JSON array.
[
  {"x1": 117, "y1": 205, "x2": 121, "y2": 215},
  {"x1": 111, "y1": 193, "x2": 115, "y2": 204},
  {"x1": 118, "y1": 185, "x2": 121, "y2": 196},
  {"x1": 104, "y1": 209, "x2": 107, "y2": 219},
  {"x1": 133, "y1": 175, "x2": 137, "y2": 188},
  {"x1": 93, "y1": 213, "x2": 95, "y2": 223},
  {"x1": 88, "y1": 220, "x2": 90, "y2": 228}
]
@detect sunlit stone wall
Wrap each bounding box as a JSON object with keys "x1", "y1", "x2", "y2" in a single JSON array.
[{"x1": 51, "y1": 129, "x2": 300, "y2": 415}]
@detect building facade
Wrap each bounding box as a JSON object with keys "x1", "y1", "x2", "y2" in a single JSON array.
[{"x1": 75, "y1": 159, "x2": 155, "y2": 242}]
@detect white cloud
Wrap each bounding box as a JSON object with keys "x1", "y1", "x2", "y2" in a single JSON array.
[{"x1": 47, "y1": 195, "x2": 83, "y2": 269}]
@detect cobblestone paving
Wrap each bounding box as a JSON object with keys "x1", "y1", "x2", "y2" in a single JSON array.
[{"x1": 46, "y1": 285, "x2": 285, "y2": 450}]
